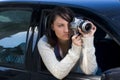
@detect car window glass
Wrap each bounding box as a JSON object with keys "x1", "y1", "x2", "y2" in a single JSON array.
[{"x1": 0, "y1": 9, "x2": 32, "y2": 69}]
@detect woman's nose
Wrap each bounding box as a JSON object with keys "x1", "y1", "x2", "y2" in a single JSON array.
[{"x1": 64, "y1": 26, "x2": 69, "y2": 32}]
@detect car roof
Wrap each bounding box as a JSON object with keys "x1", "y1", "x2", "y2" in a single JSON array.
[
  {"x1": 1, "y1": 0, "x2": 119, "y2": 15},
  {"x1": 0, "y1": 0, "x2": 120, "y2": 16}
]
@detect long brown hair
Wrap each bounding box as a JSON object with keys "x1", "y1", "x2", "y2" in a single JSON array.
[{"x1": 45, "y1": 6, "x2": 74, "y2": 47}]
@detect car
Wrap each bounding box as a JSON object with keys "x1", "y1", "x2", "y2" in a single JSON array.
[{"x1": 0, "y1": 0, "x2": 120, "y2": 80}]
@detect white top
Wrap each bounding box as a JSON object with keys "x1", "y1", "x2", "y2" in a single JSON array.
[{"x1": 37, "y1": 35, "x2": 98, "y2": 79}]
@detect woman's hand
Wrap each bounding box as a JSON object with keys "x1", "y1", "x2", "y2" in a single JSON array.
[
  {"x1": 72, "y1": 34, "x2": 82, "y2": 46},
  {"x1": 78, "y1": 21, "x2": 97, "y2": 38}
]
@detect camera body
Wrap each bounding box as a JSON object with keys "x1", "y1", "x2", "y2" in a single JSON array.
[{"x1": 70, "y1": 17, "x2": 92, "y2": 34}]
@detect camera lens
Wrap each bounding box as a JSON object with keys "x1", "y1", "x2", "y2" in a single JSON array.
[
  {"x1": 85, "y1": 23, "x2": 92, "y2": 31},
  {"x1": 81, "y1": 21, "x2": 92, "y2": 33},
  {"x1": 70, "y1": 17, "x2": 92, "y2": 34}
]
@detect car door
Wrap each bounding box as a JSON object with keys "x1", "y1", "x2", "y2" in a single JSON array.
[{"x1": 0, "y1": 3, "x2": 38, "y2": 80}]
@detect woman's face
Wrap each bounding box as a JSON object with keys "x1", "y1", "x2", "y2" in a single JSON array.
[{"x1": 52, "y1": 16, "x2": 71, "y2": 42}]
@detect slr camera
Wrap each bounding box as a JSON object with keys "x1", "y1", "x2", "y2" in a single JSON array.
[{"x1": 70, "y1": 17, "x2": 92, "y2": 34}]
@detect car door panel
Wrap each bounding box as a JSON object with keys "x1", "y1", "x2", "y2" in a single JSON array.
[{"x1": 0, "y1": 67, "x2": 30, "y2": 80}]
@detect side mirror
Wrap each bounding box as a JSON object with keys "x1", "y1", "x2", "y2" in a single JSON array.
[{"x1": 101, "y1": 67, "x2": 120, "y2": 80}]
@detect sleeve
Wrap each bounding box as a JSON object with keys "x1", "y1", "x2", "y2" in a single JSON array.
[
  {"x1": 37, "y1": 36, "x2": 82, "y2": 80},
  {"x1": 79, "y1": 37, "x2": 98, "y2": 75}
]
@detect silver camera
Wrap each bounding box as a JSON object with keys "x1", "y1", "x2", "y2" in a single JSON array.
[{"x1": 70, "y1": 17, "x2": 92, "y2": 34}]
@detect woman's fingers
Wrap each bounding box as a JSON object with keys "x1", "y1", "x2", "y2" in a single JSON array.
[{"x1": 72, "y1": 34, "x2": 82, "y2": 46}]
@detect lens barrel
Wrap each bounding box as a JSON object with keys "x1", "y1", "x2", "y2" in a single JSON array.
[
  {"x1": 79, "y1": 20, "x2": 92, "y2": 33},
  {"x1": 70, "y1": 17, "x2": 92, "y2": 33}
]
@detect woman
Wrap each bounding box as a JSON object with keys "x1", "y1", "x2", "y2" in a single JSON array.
[{"x1": 37, "y1": 6, "x2": 98, "y2": 79}]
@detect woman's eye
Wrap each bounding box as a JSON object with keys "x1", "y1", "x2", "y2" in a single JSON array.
[{"x1": 58, "y1": 24, "x2": 64, "y2": 27}]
